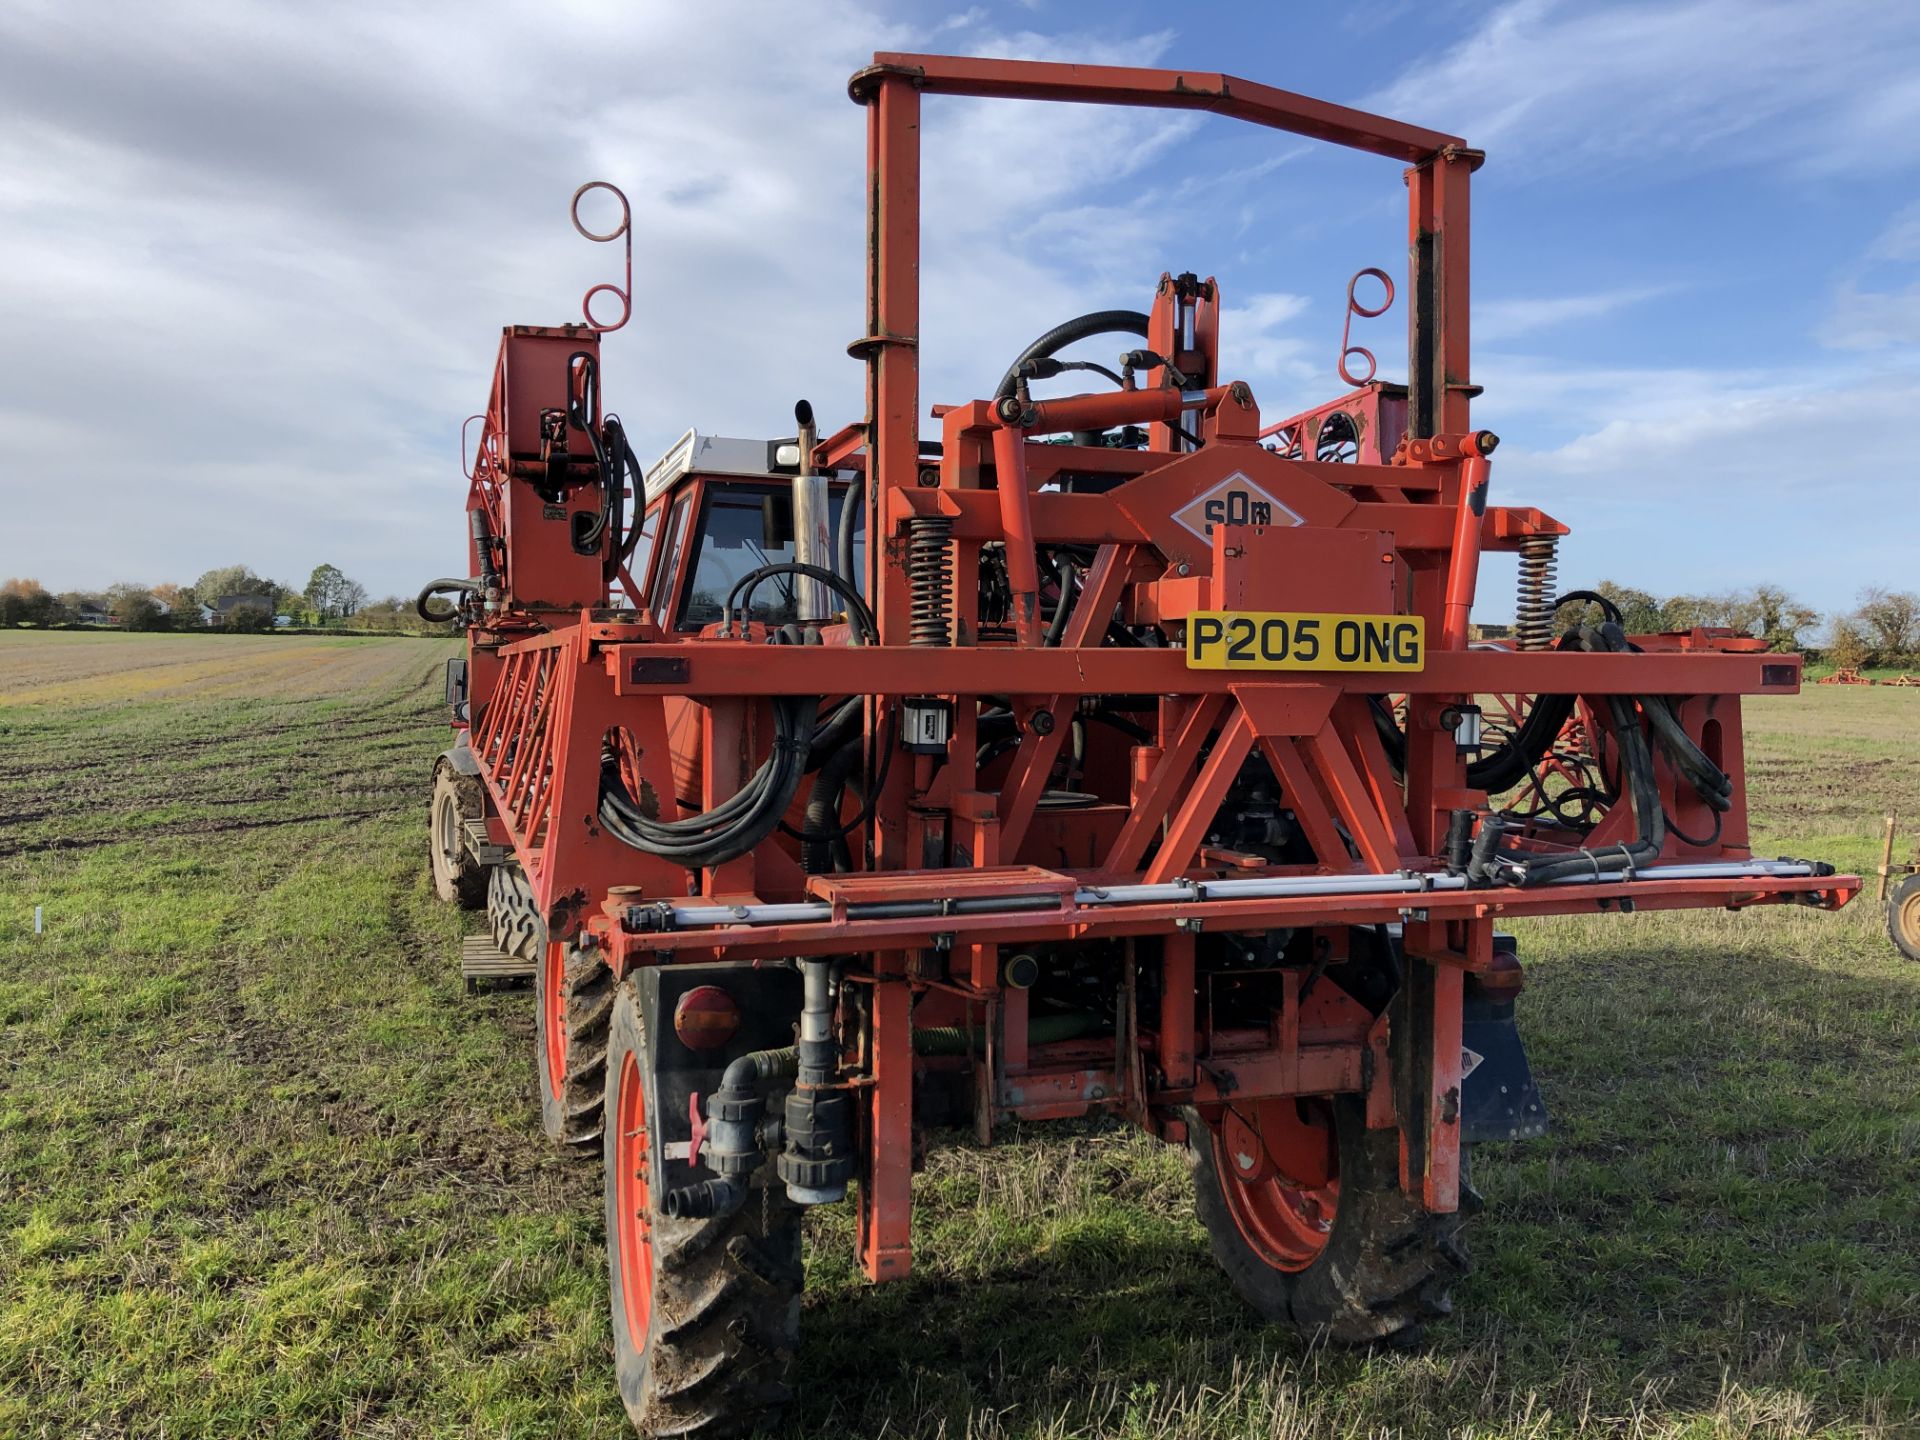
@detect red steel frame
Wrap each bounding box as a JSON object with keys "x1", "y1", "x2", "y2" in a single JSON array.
[{"x1": 454, "y1": 54, "x2": 1857, "y2": 1286}]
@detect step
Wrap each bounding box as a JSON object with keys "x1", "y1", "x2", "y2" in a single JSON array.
[
  {"x1": 805, "y1": 864, "x2": 1076, "y2": 907},
  {"x1": 461, "y1": 818, "x2": 512, "y2": 867},
  {"x1": 461, "y1": 934, "x2": 534, "y2": 993}
]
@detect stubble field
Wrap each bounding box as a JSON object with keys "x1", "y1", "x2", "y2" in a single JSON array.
[{"x1": 0, "y1": 630, "x2": 1914, "y2": 1438}]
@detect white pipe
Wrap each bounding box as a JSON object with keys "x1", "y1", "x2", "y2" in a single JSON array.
[
  {"x1": 639, "y1": 860, "x2": 1819, "y2": 933},
  {"x1": 1549, "y1": 860, "x2": 1813, "y2": 884}
]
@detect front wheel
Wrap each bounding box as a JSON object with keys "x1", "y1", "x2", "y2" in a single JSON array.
[
  {"x1": 1889, "y1": 872, "x2": 1920, "y2": 962},
  {"x1": 603, "y1": 981, "x2": 801, "y2": 1437},
  {"x1": 1189, "y1": 1096, "x2": 1471, "y2": 1344},
  {"x1": 428, "y1": 765, "x2": 487, "y2": 908}
]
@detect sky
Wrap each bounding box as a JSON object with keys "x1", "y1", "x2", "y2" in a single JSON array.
[{"x1": 2, "y1": 0, "x2": 1916, "y2": 624}]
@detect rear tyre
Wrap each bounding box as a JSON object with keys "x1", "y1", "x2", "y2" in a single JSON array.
[
  {"x1": 429, "y1": 765, "x2": 487, "y2": 909},
  {"x1": 534, "y1": 940, "x2": 614, "y2": 1148},
  {"x1": 1189, "y1": 1096, "x2": 1471, "y2": 1345},
  {"x1": 1889, "y1": 873, "x2": 1920, "y2": 962},
  {"x1": 605, "y1": 981, "x2": 801, "y2": 1438},
  {"x1": 488, "y1": 862, "x2": 544, "y2": 962}
]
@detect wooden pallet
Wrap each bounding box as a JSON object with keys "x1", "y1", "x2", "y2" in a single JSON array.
[{"x1": 461, "y1": 934, "x2": 534, "y2": 993}]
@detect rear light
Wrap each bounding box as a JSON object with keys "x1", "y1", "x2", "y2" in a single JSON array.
[
  {"x1": 1473, "y1": 950, "x2": 1526, "y2": 1000},
  {"x1": 674, "y1": 985, "x2": 741, "y2": 1051}
]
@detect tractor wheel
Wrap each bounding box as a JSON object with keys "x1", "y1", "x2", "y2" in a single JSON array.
[
  {"x1": 534, "y1": 939, "x2": 615, "y2": 1148},
  {"x1": 429, "y1": 765, "x2": 487, "y2": 909},
  {"x1": 1188, "y1": 1096, "x2": 1472, "y2": 1345},
  {"x1": 488, "y1": 862, "x2": 544, "y2": 962},
  {"x1": 1888, "y1": 873, "x2": 1920, "y2": 962},
  {"x1": 604, "y1": 980, "x2": 801, "y2": 1437}
]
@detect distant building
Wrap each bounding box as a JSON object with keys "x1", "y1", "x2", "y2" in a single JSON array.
[
  {"x1": 72, "y1": 602, "x2": 116, "y2": 627},
  {"x1": 209, "y1": 594, "x2": 275, "y2": 626}
]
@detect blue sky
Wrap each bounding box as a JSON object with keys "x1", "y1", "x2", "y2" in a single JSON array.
[{"x1": 2, "y1": 0, "x2": 1915, "y2": 625}]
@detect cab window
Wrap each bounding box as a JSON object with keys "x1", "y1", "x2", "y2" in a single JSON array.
[
  {"x1": 678, "y1": 483, "x2": 864, "y2": 630},
  {"x1": 648, "y1": 493, "x2": 693, "y2": 622}
]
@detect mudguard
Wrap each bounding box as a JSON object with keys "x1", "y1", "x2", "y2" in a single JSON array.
[
  {"x1": 1461, "y1": 936, "x2": 1550, "y2": 1143},
  {"x1": 436, "y1": 729, "x2": 480, "y2": 778}
]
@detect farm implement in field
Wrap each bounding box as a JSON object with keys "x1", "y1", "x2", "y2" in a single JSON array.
[{"x1": 417, "y1": 53, "x2": 1857, "y2": 1437}]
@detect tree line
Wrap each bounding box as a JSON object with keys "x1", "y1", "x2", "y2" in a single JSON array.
[
  {"x1": 5, "y1": 566, "x2": 1912, "y2": 660},
  {"x1": 0, "y1": 564, "x2": 439, "y2": 635},
  {"x1": 1551, "y1": 581, "x2": 1920, "y2": 667}
]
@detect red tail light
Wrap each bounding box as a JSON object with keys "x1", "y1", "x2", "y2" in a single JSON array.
[{"x1": 674, "y1": 985, "x2": 741, "y2": 1051}]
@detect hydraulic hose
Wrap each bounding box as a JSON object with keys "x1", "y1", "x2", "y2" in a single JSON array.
[
  {"x1": 1043, "y1": 551, "x2": 1080, "y2": 647},
  {"x1": 1369, "y1": 595, "x2": 1731, "y2": 812},
  {"x1": 723, "y1": 562, "x2": 877, "y2": 641},
  {"x1": 1495, "y1": 665, "x2": 1665, "y2": 887},
  {"x1": 911, "y1": 1010, "x2": 1101, "y2": 1056},
  {"x1": 416, "y1": 579, "x2": 479, "y2": 624},
  {"x1": 836, "y1": 474, "x2": 863, "y2": 596},
  {"x1": 799, "y1": 738, "x2": 862, "y2": 873},
  {"x1": 599, "y1": 628, "x2": 820, "y2": 869},
  {"x1": 994, "y1": 310, "x2": 1150, "y2": 401}
]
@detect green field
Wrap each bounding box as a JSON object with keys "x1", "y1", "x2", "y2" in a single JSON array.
[{"x1": 1, "y1": 631, "x2": 1914, "y2": 1438}]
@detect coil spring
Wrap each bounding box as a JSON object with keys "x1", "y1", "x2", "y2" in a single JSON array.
[
  {"x1": 907, "y1": 514, "x2": 954, "y2": 647},
  {"x1": 1514, "y1": 533, "x2": 1560, "y2": 650}
]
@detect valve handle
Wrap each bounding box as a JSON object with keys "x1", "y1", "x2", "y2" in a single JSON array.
[{"x1": 687, "y1": 1090, "x2": 708, "y2": 1166}]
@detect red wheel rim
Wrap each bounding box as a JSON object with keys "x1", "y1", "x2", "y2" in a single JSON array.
[
  {"x1": 614, "y1": 1050, "x2": 654, "y2": 1344},
  {"x1": 1212, "y1": 1101, "x2": 1340, "y2": 1272},
  {"x1": 542, "y1": 944, "x2": 567, "y2": 1096}
]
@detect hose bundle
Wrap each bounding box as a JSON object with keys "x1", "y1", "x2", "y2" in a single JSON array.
[
  {"x1": 599, "y1": 681, "x2": 817, "y2": 870},
  {"x1": 1485, "y1": 619, "x2": 1731, "y2": 887},
  {"x1": 599, "y1": 574, "x2": 876, "y2": 870}
]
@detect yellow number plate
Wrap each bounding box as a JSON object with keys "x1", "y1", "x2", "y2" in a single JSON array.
[{"x1": 1186, "y1": 611, "x2": 1425, "y2": 671}]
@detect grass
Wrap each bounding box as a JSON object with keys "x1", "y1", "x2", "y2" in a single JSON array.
[{"x1": 0, "y1": 631, "x2": 1915, "y2": 1438}]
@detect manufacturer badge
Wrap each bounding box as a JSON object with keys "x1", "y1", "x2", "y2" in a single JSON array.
[{"x1": 1170, "y1": 471, "x2": 1303, "y2": 541}]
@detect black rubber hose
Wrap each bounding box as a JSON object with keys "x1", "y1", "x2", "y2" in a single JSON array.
[
  {"x1": 1368, "y1": 687, "x2": 1575, "y2": 793},
  {"x1": 416, "y1": 579, "x2": 479, "y2": 624},
  {"x1": 837, "y1": 474, "x2": 863, "y2": 595},
  {"x1": 725, "y1": 562, "x2": 877, "y2": 641},
  {"x1": 799, "y1": 738, "x2": 862, "y2": 873},
  {"x1": 912, "y1": 1011, "x2": 1100, "y2": 1055},
  {"x1": 1553, "y1": 589, "x2": 1623, "y2": 626},
  {"x1": 1043, "y1": 551, "x2": 1079, "y2": 647},
  {"x1": 779, "y1": 701, "x2": 897, "y2": 850},
  {"x1": 596, "y1": 416, "x2": 624, "y2": 582},
  {"x1": 995, "y1": 310, "x2": 1150, "y2": 401},
  {"x1": 599, "y1": 679, "x2": 817, "y2": 867},
  {"x1": 566, "y1": 353, "x2": 613, "y2": 554},
  {"x1": 1498, "y1": 683, "x2": 1664, "y2": 887},
  {"x1": 807, "y1": 696, "x2": 862, "y2": 771}
]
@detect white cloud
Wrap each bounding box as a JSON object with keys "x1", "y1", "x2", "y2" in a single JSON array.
[
  {"x1": 1371, "y1": 0, "x2": 1920, "y2": 176},
  {"x1": 1819, "y1": 283, "x2": 1920, "y2": 351},
  {"x1": 1475, "y1": 286, "x2": 1669, "y2": 343},
  {"x1": 1472, "y1": 354, "x2": 1914, "y2": 617},
  {"x1": 1222, "y1": 292, "x2": 1316, "y2": 391},
  {"x1": 1817, "y1": 203, "x2": 1920, "y2": 350},
  {"x1": 1870, "y1": 203, "x2": 1920, "y2": 264},
  {"x1": 0, "y1": 1, "x2": 1196, "y2": 596}
]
